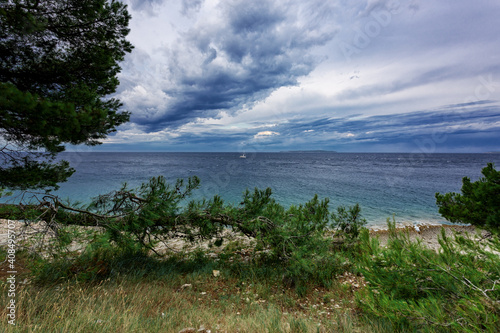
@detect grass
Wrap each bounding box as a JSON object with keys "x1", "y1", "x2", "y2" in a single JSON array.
[
  {"x1": 0, "y1": 248, "x2": 374, "y2": 333},
  {"x1": 0, "y1": 215, "x2": 498, "y2": 332},
  {"x1": 0, "y1": 279, "x2": 362, "y2": 333}
]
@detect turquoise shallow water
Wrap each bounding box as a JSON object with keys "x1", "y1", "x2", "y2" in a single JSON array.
[{"x1": 3, "y1": 152, "x2": 500, "y2": 226}]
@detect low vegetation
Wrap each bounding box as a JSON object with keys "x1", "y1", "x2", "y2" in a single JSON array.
[
  {"x1": 0, "y1": 164, "x2": 499, "y2": 332},
  {"x1": 436, "y1": 162, "x2": 500, "y2": 235}
]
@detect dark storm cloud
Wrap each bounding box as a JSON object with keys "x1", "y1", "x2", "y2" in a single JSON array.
[
  {"x1": 110, "y1": 0, "x2": 500, "y2": 153},
  {"x1": 126, "y1": 0, "x2": 338, "y2": 131}
]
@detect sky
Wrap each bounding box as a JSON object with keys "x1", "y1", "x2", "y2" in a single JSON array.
[{"x1": 87, "y1": 0, "x2": 500, "y2": 153}]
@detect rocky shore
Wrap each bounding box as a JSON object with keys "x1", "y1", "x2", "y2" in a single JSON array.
[{"x1": 1, "y1": 218, "x2": 486, "y2": 254}]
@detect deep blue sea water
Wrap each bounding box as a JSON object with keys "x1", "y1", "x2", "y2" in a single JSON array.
[{"x1": 4, "y1": 152, "x2": 500, "y2": 226}]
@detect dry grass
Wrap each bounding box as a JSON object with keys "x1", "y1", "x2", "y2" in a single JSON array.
[
  {"x1": 1, "y1": 218, "x2": 479, "y2": 332},
  {"x1": 0, "y1": 273, "x2": 378, "y2": 333},
  {"x1": 0, "y1": 242, "x2": 389, "y2": 333}
]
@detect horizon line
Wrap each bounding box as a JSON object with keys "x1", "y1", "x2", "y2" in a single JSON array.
[{"x1": 61, "y1": 150, "x2": 500, "y2": 154}]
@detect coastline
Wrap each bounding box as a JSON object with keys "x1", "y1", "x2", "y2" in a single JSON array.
[
  {"x1": 368, "y1": 223, "x2": 484, "y2": 251},
  {"x1": 0, "y1": 218, "x2": 483, "y2": 253}
]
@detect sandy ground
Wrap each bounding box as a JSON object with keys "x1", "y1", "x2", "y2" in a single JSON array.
[
  {"x1": 0, "y1": 218, "x2": 57, "y2": 247},
  {"x1": 0, "y1": 218, "x2": 489, "y2": 254},
  {"x1": 0, "y1": 219, "x2": 100, "y2": 254},
  {"x1": 0, "y1": 219, "x2": 252, "y2": 255},
  {"x1": 369, "y1": 223, "x2": 487, "y2": 251}
]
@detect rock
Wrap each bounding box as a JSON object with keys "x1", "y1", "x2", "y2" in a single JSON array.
[
  {"x1": 178, "y1": 328, "x2": 196, "y2": 333},
  {"x1": 212, "y1": 270, "x2": 220, "y2": 277}
]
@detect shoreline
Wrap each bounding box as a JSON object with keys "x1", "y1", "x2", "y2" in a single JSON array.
[
  {"x1": 0, "y1": 218, "x2": 483, "y2": 253},
  {"x1": 368, "y1": 223, "x2": 483, "y2": 251}
]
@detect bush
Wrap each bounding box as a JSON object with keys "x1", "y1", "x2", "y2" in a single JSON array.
[
  {"x1": 16, "y1": 176, "x2": 369, "y2": 295},
  {"x1": 357, "y1": 220, "x2": 500, "y2": 332},
  {"x1": 436, "y1": 163, "x2": 500, "y2": 234},
  {"x1": 331, "y1": 203, "x2": 367, "y2": 244}
]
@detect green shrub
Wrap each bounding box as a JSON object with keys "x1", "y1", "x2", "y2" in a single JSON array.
[
  {"x1": 357, "y1": 220, "x2": 500, "y2": 332},
  {"x1": 436, "y1": 163, "x2": 500, "y2": 234},
  {"x1": 331, "y1": 203, "x2": 367, "y2": 245},
  {"x1": 0, "y1": 203, "x2": 44, "y2": 220},
  {"x1": 0, "y1": 204, "x2": 22, "y2": 218},
  {"x1": 16, "y1": 176, "x2": 368, "y2": 295}
]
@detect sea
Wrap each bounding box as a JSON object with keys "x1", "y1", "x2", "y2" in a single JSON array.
[{"x1": 3, "y1": 152, "x2": 500, "y2": 227}]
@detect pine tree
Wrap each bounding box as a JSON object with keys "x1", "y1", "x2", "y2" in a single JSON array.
[
  {"x1": 436, "y1": 163, "x2": 500, "y2": 234},
  {"x1": 0, "y1": 0, "x2": 133, "y2": 190}
]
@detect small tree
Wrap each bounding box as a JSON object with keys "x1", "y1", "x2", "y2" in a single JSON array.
[
  {"x1": 331, "y1": 203, "x2": 367, "y2": 244},
  {"x1": 435, "y1": 163, "x2": 500, "y2": 234}
]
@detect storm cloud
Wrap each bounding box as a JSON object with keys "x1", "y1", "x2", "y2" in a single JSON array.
[
  {"x1": 100, "y1": 0, "x2": 500, "y2": 152},
  {"x1": 118, "y1": 0, "x2": 339, "y2": 131}
]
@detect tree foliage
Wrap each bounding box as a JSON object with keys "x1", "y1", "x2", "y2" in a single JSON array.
[
  {"x1": 0, "y1": 0, "x2": 132, "y2": 190},
  {"x1": 17, "y1": 176, "x2": 367, "y2": 288},
  {"x1": 331, "y1": 203, "x2": 366, "y2": 243},
  {"x1": 436, "y1": 163, "x2": 500, "y2": 234},
  {"x1": 358, "y1": 220, "x2": 500, "y2": 332}
]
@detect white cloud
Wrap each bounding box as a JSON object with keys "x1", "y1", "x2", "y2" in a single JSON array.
[{"x1": 254, "y1": 131, "x2": 280, "y2": 139}]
